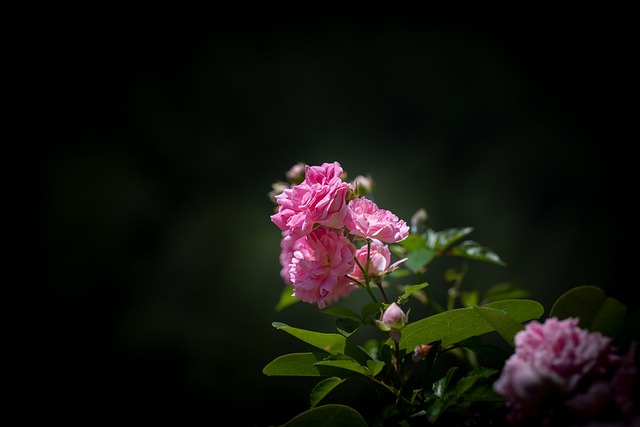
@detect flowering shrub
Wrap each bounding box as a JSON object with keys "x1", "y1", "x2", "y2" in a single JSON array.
[{"x1": 265, "y1": 162, "x2": 639, "y2": 427}]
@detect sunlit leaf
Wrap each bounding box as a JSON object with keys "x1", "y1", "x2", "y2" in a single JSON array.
[
  {"x1": 314, "y1": 359, "x2": 369, "y2": 376},
  {"x1": 272, "y1": 322, "x2": 371, "y2": 364},
  {"x1": 397, "y1": 283, "x2": 429, "y2": 304},
  {"x1": 425, "y1": 227, "x2": 474, "y2": 252},
  {"x1": 396, "y1": 299, "x2": 544, "y2": 351},
  {"x1": 550, "y1": 285, "x2": 626, "y2": 338},
  {"x1": 280, "y1": 404, "x2": 368, "y2": 427},
  {"x1": 395, "y1": 234, "x2": 426, "y2": 251},
  {"x1": 310, "y1": 377, "x2": 345, "y2": 408},
  {"x1": 263, "y1": 353, "x2": 356, "y2": 377},
  {"x1": 450, "y1": 240, "x2": 506, "y2": 266}
]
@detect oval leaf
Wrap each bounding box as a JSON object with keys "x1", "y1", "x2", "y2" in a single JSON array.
[
  {"x1": 272, "y1": 322, "x2": 371, "y2": 364},
  {"x1": 263, "y1": 353, "x2": 365, "y2": 378},
  {"x1": 310, "y1": 377, "x2": 345, "y2": 408},
  {"x1": 550, "y1": 285, "x2": 627, "y2": 337},
  {"x1": 397, "y1": 299, "x2": 544, "y2": 351}
]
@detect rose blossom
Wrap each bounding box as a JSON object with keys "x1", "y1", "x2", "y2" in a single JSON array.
[
  {"x1": 349, "y1": 240, "x2": 407, "y2": 283},
  {"x1": 288, "y1": 226, "x2": 356, "y2": 309},
  {"x1": 271, "y1": 162, "x2": 353, "y2": 244},
  {"x1": 494, "y1": 317, "x2": 638, "y2": 426},
  {"x1": 347, "y1": 197, "x2": 409, "y2": 243}
]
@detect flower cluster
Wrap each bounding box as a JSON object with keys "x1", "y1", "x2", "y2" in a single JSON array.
[
  {"x1": 265, "y1": 162, "x2": 639, "y2": 427},
  {"x1": 271, "y1": 161, "x2": 409, "y2": 309}
]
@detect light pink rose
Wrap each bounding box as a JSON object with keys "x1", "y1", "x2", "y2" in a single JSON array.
[
  {"x1": 288, "y1": 226, "x2": 356, "y2": 309},
  {"x1": 271, "y1": 164, "x2": 353, "y2": 244},
  {"x1": 494, "y1": 317, "x2": 638, "y2": 426},
  {"x1": 349, "y1": 241, "x2": 407, "y2": 282},
  {"x1": 347, "y1": 197, "x2": 409, "y2": 243}
]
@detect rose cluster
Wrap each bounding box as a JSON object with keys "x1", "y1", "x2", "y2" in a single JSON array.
[
  {"x1": 270, "y1": 161, "x2": 409, "y2": 309},
  {"x1": 494, "y1": 317, "x2": 638, "y2": 426}
]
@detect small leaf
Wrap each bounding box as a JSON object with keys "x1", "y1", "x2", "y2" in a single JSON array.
[
  {"x1": 397, "y1": 283, "x2": 430, "y2": 304},
  {"x1": 361, "y1": 302, "x2": 385, "y2": 321},
  {"x1": 453, "y1": 367, "x2": 498, "y2": 398},
  {"x1": 433, "y1": 367, "x2": 457, "y2": 398},
  {"x1": 450, "y1": 240, "x2": 506, "y2": 266},
  {"x1": 280, "y1": 404, "x2": 368, "y2": 427},
  {"x1": 272, "y1": 322, "x2": 371, "y2": 364},
  {"x1": 425, "y1": 227, "x2": 474, "y2": 252},
  {"x1": 336, "y1": 318, "x2": 360, "y2": 337},
  {"x1": 366, "y1": 359, "x2": 385, "y2": 377},
  {"x1": 550, "y1": 285, "x2": 627, "y2": 337},
  {"x1": 310, "y1": 377, "x2": 345, "y2": 408}
]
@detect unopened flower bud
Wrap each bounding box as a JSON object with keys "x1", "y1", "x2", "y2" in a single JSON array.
[
  {"x1": 412, "y1": 344, "x2": 433, "y2": 362},
  {"x1": 375, "y1": 302, "x2": 407, "y2": 332}
]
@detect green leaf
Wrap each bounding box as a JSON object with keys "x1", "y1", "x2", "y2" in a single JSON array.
[
  {"x1": 263, "y1": 352, "x2": 349, "y2": 377},
  {"x1": 396, "y1": 299, "x2": 544, "y2": 351},
  {"x1": 280, "y1": 404, "x2": 368, "y2": 427},
  {"x1": 425, "y1": 227, "x2": 474, "y2": 252},
  {"x1": 433, "y1": 367, "x2": 457, "y2": 398},
  {"x1": 310, "y1": 377, "x2": 345, "y2": 408},
  {"x1": 272, "y1": 322, "x2": 371, "y2": 364},
  {"x1": 472, "y1": 305, "x2": 527, "y2": 347},
  {"x1": 453, "y1": 367, "x2": 498, "y2": 398},
  {"x1": 315, "y1": 359, "x2": 370, "y2": 376},
  {"x1": 550, "y1": 285, "x2": 627, "y2": 337},
  {"x1": 397, "y1": 283, "x2": 430, "y2": 304},
  {"x1": 275, "y1": 286, "x2": 299, "y2": 312},
  {"x1": 361, "y1": 302, "x2": 384, "y2": 321},
  {"x1": 395, "y1": 234, "x2": 426, "y2": 251},
  {"x1": 450, "y1": 240, "x2": 506, "y2": 266},
  {"x1": 405, "y1": 248, "x2": 435, "y2": 272},
  {"x1": 263, "y1": 353, "x2": 369, "y2": 378},
  {"x1": 366, "y1": 359, "x2": 385, "y2": 376},
  {"x1": 336, "y1": 318, "x2": 360, "y2": 337}
]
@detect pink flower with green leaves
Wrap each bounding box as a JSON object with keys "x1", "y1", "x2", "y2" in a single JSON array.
[
  {"x1": 347, "y1": 197, "x2": 409, "y2": 244},
  {"x1": 288, "y1": 226, "x2": 356, "y2": 309}
]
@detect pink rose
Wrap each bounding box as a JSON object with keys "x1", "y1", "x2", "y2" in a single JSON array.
[
  {"x1": 494, "y1": 317, "x2": 638, "y2": 426},
  {"x1": 288, "y1": 227, "x2": 356, "y2": 309},
  {"x1": 349, "y1": 240, "x2": 407, "y2": 282},
  {"x1": 347, "y1": 197, "x2": 409, "y2": 243},
  {"x1": 271, "y1": 165, "x2": 352, "y2": 244}
]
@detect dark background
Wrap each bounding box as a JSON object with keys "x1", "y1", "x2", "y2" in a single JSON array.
[{"x1": 18, "y1": 7, "x2": 636, "y2": 427}]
